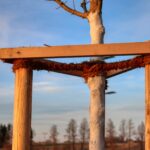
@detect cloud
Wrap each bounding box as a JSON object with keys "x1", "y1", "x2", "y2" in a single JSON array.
[
  {"x1": 115, "y1": 105, "x2": 144, "y2": 112},
  {"x1": 33, "y1": 72, "x2": 87, "y2": 95},
  {"x1": 33, "y1": 103, "x2": 88, "y2": 116},
  {"x1": 0, "y1": 102, "x2": 13, "y2": 121},
  {"x1": 0, "y1": 12, "x2": 62, "y2": 48},
  {"x1": 0, "y1": 87, "x2": 14, "y2": 98},
  {"x1": 33, "y1": 81, "x2": 64, "y2": 93}
]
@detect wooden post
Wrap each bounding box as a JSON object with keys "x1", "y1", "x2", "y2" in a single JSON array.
[
  {"x1": 145, "y1": 64, "x2": 150, "y2": 150},
  {"x1": 12, "y1": 68, "x2": 33, "y2": 150}
]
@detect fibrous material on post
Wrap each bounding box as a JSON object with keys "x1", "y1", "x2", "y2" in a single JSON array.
[{"x1": 2, "y1": 55, "x2": 150, "y2": 80}]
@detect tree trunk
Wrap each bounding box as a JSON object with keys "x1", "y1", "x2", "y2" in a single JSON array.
[
  {"x1": 12, "y1": 68, "x2": 33, "y2": 150},
  {"x1": 88, "y1": 76, "x2": 105, "y2": 150},
  {"x1": 88, "y1": 12, "x2": 104, "y2": 44},
  {"x1": 87, "y1": 11, "x2": 105, "y2": 150}
]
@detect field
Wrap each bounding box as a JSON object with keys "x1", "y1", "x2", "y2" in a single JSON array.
[{"x1": 1, "y1": 141, "x2": 144, "y2": 150}]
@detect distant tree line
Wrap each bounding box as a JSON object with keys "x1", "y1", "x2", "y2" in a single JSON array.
[
  {"x1": 106, "y1": 119, "x2": 145, "y2": 150},
  {"x1": 0, "y1": 124, "x2": 34, "y2": 149},
  {"x1": 0, "y1": 124, "x2": 12, "y2": 148},
  {"x1": 49, "y1": 118, "x2": 89, "y2": 150},
  {"x1": 0, "y1": 118, "x2": 145, "y2": 150},
  {"x1": 48, "y1": 118, "x2": 145, "y2": 150}
]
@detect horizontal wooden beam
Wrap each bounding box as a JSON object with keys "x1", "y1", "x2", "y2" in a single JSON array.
[
  {"x1": 31, "y1": 60, "x2": 136, "y2": 79},
  {"x1": 107, "y1": 68, "x2": 134, "y2": 78},
  {"x1": 1, "y1": 58, "x2": 142, "y2": 78},
  {"x1": 54, "y1": 70, "x2": 82, "y2": 77},
  {"x1": 36, "y1": 59, "x2": 83, "y2": 77},
  {"x1": 53, "y1": 67, "x2": 135, "y2": 78},
  {"x1": 0, "y1": 42, "x2": 150, "y2": 59}
]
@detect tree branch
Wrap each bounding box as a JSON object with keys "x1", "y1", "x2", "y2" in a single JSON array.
[
  {"x1": 90, "y1": 0, "x2": 103, "y2": 14},
  {"x1": 98, "y1": 0, "x2": 103, "y2": 14},
  {"x1": 81, "y1": 0, "x2": 88, "y2": 12},
  {"x1": 51, "y1": 0, "x2": 88, "y2": 18}
]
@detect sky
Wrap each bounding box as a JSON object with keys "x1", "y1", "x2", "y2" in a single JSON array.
[{"x1": 0, "y1": 0, "x2": 150, "y2": 141}]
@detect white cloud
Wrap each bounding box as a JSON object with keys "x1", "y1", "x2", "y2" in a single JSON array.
[
  {"x1": 0, "y1": 12, "x2": 62, "y2": 48},
  {"x1": 33, "y1": 81, "x2": 64, "y2": 93},
  {"x1": 0, "y1": 87, "x2": 13, "y2": 97}
]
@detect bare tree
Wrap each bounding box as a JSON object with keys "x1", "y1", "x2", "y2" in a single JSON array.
[
  {"x1": 136, "y1": 121, "x2": 145, "y2": 150},
  {"x1": 31, "y1": 128, "x2": 36, "y2": 141},
  {"x1": 119, "y1": 119, "x2": 126, "y2": 142},
  {"x1": 65, "y1": 119, "x2": 77, "y2": 150},
  {"x1": 49, "y1": 0, "x2": 106, "y2": 150},
  {"x1": 30, "y1": 128, "x2": 36, "y2": 150},
  {"x1": 79, "y1": 118, "x2": 89, "y2": 150},
  {"x1": 127, "y1": 119, "x2": 134, "y2": 150},
  {"x1": 0, "y1": 124, "x2": 12, "y2": 148},
  {"x1": 106, "y1": 118, "x2": 116, "y2": 150},
  {"x1": 50, "y1": 125, "x2": 59, "y2": 150}
]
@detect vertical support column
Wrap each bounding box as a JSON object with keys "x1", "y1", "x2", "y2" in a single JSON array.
[
  {"x1": 87, "y1": 76, "x2": 105, "y2": 150},
  {"x1": 12, "y1": 67, "x2": 33, "y2": 150},
  {"x1": 145, "y1": 64, "x2": 150, "y2": 150}
]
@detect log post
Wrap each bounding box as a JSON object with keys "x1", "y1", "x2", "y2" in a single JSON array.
[
  {"x1": 12, "y1": 67, "x2": 33, "y2": 150},
  {"x1": 145, "y1": 64, "x2": 150, "y2": 150}
]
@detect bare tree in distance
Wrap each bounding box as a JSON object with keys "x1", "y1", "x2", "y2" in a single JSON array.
[
  {"x1": 79, "y1": 118, "x2": 89, "y2": 150},
  {"x1": 48, "y1": 0, "x2": 106, "y2": 149},
  {"x1": 127, "y1": 119, "x2": 135, "y2": 150},
  {"x1": 31, "y1": 128, "x2": 36, "y2": 142},
  {"x1": 65, "y1": 119, "x2": 77, "y2": 150},
  {"x1": 30, "y1": 128, "x2": 36, "y2": 150},
  {"x1": 50, "y1": 125, "x2": 59, "y2": 150},
  {"x1": 0, "y1": 123, "x2": 12, "y2": 148},
  {"x1": 6, "y1": 124, "x2": 12, "y2": 145},
  {"x1": 119, "y1": 119, "x2": 126, "y2": 142},
  {"x1": 136, "y1": 121, "x2": 145, "y2": 150},
  {"x1": 106, "y1": 118, "x2": 116, "y2": 150}
]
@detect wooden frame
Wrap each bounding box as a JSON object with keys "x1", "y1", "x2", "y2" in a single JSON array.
[
  {"x1": 0, "y1": 42, "x2": 150, "y2": 59},
  {"x1": 1, "y1": 41, "x2": 150, "y2": 150}
]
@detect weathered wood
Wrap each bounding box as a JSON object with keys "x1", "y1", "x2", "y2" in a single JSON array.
[
  {"x1": 55, "y1": 68, "x2": 134, "y2": 78},
  {"x1": 12, "y1": 68, "x2": 33, "y2": 150},
  {"x1": 52, "y1": 67, "x2": 134, "y2": 78},
  {"x1": 28, "y1": 59, "x2": 136, "y2": 78},
  {"x1": 145, "y1": 64, "x2": 150, "y2": 150},
  {"x1": 43, "y1": 60, "x2": 134, "y2": 78},
  {"x1": 35, "y1": 59, "x2": 82, "y2": 77},
  {"x1": 107, "y1": 68, "x2": 133, "y2": 78},
  {"x1": 0, "y1": 42, "x2": 150, "y2": 59},
  {"x1": 54, "y1": 70, "x2": 82, "y2": 77}
]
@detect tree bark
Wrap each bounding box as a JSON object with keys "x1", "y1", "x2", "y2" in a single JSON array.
[
  {"x1": 12, "y1": 68, "x2": 33, "y2": 150},
  {"x1": 88, "y1": 11, "x2": 105, "y2": 44},
  {"x1": 87, "y1": 10, "x2": 105, "y2": 150},
  {"x1": 145, "y1": 64, "x2": 150, "y2": 150},
  {"x1": 87, "y1": 76, "x2": 105, "y2": 150}
]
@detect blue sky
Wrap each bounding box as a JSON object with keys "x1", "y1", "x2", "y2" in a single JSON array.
[{"x1": 0, "y1": 0, "x2": 150, "y2": 141}]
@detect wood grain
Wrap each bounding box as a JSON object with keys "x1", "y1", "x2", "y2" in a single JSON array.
[
  {"x1": 12, "y1": 68, "x2": 33, "y2": 150},
  {"x1": 145, "y1": 64, "x2": 150, "y2": 150},
  {"x1": 0, "y1": 42, "x2": 150, "y2": 59}
]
